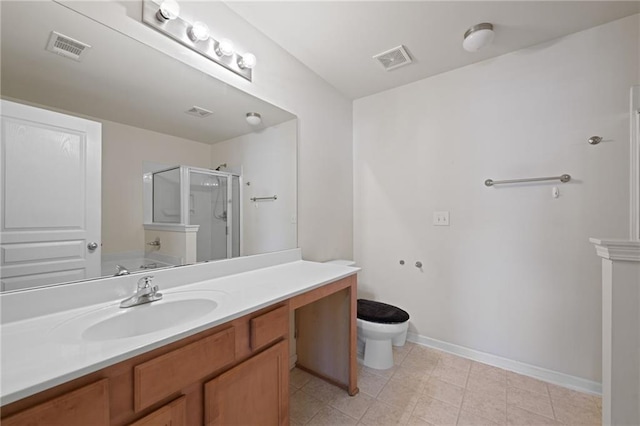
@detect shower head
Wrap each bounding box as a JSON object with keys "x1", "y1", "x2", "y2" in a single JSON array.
[
  {"x1": 215, "y1": 163, "x2": 227, "y2": 171},
  {"x1": 201, "y1": 176, "x2": 220, "y2": 187}
]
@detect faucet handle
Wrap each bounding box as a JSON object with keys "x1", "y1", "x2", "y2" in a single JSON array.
[{"x1": 137, "y1": 275, "x2": 154, "y2": 289}]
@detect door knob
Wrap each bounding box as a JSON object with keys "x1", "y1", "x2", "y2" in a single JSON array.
[{"x1": 87, "y1": 242, "x2": 99, "y2": 251}]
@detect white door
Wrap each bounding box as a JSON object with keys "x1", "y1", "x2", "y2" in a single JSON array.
[{"x1": 0, "y1": 100, "x2": 101, "y2": 291}]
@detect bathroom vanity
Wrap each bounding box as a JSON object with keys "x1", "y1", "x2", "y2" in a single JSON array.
[{"x1": 0, "y1": 250, "x2": 359, "y2": 425}]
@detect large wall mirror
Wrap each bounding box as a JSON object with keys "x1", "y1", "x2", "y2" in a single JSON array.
[{"x1": 0, "y1": 1, "x2": 297, "y2": 292}]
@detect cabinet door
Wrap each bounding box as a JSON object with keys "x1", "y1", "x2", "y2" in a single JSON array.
[
  {"x1": 2, "y1": 379, "x2": 109, "y2": 426},
  {"x1": 204, "y1": 340, "x2": 288, "y2": 426},
  {"x1": 130, "y1": 396, "x2": 186, "y2": 426}
]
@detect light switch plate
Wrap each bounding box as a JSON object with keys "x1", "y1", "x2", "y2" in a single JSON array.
[{"x1": 433, "y1": 211, "x2": 450, "y2": 226}]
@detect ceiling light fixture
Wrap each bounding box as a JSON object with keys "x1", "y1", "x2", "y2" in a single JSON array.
[
  {"x1": 142, "y1": 0, "x2": 255, "y2": 81},
  {"x1": 246, "y1": 112, "x2": 262, "y2": 126},
  {"x1": 463, "y1": 23, "x2": 494, "y2": 52}
]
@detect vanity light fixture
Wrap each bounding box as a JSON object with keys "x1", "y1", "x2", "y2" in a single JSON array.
[
  {"x1": 156, "y1": 0, "x2": 180, "y2": 22},
  {"x1": 246, "y1": 112, "x2": 262, "y2": 126},
  {"x1": 142, "y1": 0, "x2": 255, "y2": 81},
  {"x1": 463, "y1": 23, "x2": 494, "y2": 52}
]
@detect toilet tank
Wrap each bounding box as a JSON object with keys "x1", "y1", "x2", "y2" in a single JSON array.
[{"x1": 324, "y1": 259, "x2": 356, "y2": 267}]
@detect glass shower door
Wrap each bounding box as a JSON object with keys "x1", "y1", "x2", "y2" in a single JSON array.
[
  {"x1": 152, "y1": 167, "x2": 181, "y2": 223},
  {"x1": 189, "y1": 170, "x2": 228, "y2": 262},
  {"x1": 231, "y1": 175, "x2": 240, "y2": 257}
]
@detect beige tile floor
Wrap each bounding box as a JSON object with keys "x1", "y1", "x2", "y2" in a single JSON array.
[{"x1": 289, "y1": 343, "x2": 602, "y2": 426}]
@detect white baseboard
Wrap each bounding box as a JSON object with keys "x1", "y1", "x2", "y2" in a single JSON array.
[{"x1": 407, "y1": 332, "x2": 602, "y2": 396}]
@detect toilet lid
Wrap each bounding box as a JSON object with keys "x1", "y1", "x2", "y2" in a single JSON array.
[{"x1": 357, "y1": 299, "x2": 410, "y2": 324}]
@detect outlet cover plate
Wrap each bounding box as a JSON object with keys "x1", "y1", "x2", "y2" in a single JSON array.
[{"x1": 433, "y1": 211, "x2": 450, "y2": 226}]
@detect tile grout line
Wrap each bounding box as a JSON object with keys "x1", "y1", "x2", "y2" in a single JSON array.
[
  {"x1": 503, "y1": 367, "x2": 508, "y2": 425},
  {"x1": 547, "y1": 382, "x2": 562, "y2": 423},
  {"x1": 455, "y1": 361, "x2": 474, "y2": 426}
]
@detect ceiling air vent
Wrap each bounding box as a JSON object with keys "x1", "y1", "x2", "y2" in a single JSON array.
[
  {"x1": 46, "y1": 31, "x2": 91, "y2": 62},
  {"x1": 185, "y1": 106, "x2": 213, "y2": 118},
  {"x1": 373, "y1": 45, "x2": 412, "y2": 71}
]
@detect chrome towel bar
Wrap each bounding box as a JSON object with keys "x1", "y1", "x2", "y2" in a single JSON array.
[
  {"x1": 250, "y1": 195, "x2": 278, "y2": 201},
  {"x1": 485, "y1": 174, "x2": 571, "y2": 187}
]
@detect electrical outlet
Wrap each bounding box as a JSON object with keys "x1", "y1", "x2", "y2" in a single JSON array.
[{"x1": 433, "y1": 211, "x2": 450, "y2": 226}]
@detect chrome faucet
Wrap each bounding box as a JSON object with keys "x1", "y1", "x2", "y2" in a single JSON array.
[
  {"x1": 114, "y1": 264, "x2": 130, "y2": 276},
  {"x1": 120, "y1": 276, "x2": 163, "y2": 308},
  {"x1": 147, "y1": 237, "x2": 161, "y2": 248}
]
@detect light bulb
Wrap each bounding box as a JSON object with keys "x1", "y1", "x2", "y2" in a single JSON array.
[
  {"x1": 238, "y1": 53, "x2": 257, "y2": 69},
  {"x1": 216, "y1": 39, "x2": 234, "y2": 57},
  {"x1": 188, "y1": 21, "x2": 210, "y2": 42},
  {"x1": 246, "y1": 112, "x2": 261, "y2": 126},
  {"x1": 156, "y1": 0, "x2": 180, "y2": 22}
]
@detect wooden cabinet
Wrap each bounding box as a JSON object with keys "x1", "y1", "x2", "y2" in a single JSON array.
[
  {"x1": 129, "y1": 396, "x2": 186, "y2": 426},
  {"x1": 204, "y1": 340, "x2": 288, "y2": 426},
  {"x1": 1, "y1": 275, "x2": 358, "y2": 425},
  {"x1": 250, "y1": 305, "x2": 288, "y2": 351},
  {"x1": 2, "y1": 379, "x2": 109, "y2": 426},
  {"x1": 0, "y1": 303, "x2": 290, "y2": 426},
  {"x1": 133, "y1": 327, "x2": 235, "y2": 412}
]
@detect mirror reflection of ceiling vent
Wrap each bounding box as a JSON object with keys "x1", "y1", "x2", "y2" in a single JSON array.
[
  {"x1": 46, "y1": 31, "x2": 91, "y2": 62},
  {"x1": 185, "y1": 106, "x2": 213, "y2": 118},
  {"x1": 373, "y1": 45, "x2": 412, "y2": 71}
]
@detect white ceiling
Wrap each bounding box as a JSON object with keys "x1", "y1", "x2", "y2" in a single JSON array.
[{"x1": 227, "y1": 1, "x2": 640, "y2": 100}]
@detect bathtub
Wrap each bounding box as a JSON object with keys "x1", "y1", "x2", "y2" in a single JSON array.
[{"x1": 101, "y1": 251, "x2": 181, "y2": 277}]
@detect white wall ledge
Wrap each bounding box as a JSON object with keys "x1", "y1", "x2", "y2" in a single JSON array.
[
  {"x1": 590, "y1": 238, "x2": 640, "y2": 262},
  {"x1": 143, "y1": 223, "x2": 200, "y2": 233}
]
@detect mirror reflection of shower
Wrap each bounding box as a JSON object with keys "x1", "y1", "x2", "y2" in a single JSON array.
[
  {"x1": 200, "y1": 175, "x2": 226, "y2": 222},
  {"x1": 150, "y1": 165, "x2": 241, "y2": 263}
]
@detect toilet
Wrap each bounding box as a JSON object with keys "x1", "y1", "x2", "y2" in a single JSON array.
[
  {"x1": 324, "y1": 260, "x2": 410, "y2": 370},
  {"x1": 357, "y1": 299, "x2": 409, "y2": 370}
]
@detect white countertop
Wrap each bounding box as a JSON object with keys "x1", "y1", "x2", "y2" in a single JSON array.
[{"x1": 0, "y1": 253, "x2": 359, "y2": 406}]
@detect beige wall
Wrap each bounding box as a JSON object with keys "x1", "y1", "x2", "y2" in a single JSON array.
[{"x1": 101, "y1": 120, "x2": 211, "y2": 254}]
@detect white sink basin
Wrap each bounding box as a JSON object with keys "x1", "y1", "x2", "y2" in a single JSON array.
[
  {"x1": 53, "y1": 290, "x2": 225, "y2": 342},
  {"x1": 82, "y1": 298, "x2": 217, "y2": 341}
]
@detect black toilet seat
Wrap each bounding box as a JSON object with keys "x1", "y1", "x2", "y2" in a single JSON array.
[{"x1": 357, "y1": 299, "x2": 410, "y2": 324}]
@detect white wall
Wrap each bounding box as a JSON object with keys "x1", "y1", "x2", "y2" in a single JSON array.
[
  {"x1": 62, "y1": 0, "x2": 353, "y2": 262},
  {"x1": 211, "y1": 120, "x2": 297, "y2": 256},
  {"x1": 353, "y1": 15, "x2": 639, "y2": 383}
]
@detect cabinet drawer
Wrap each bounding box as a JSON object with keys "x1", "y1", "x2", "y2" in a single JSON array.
[
  {"x1": 250, "y1": 305, "x2": 288, "y2": 351},
  {"x1": 3, "y1": 379, "x2": 109, "y2": 426},
  {"x1": 134, "y1": 327, "x2": 235, "y2": 411},
  {"x1": 130, "y1": 396, "x2": 186, "y2": 426}
]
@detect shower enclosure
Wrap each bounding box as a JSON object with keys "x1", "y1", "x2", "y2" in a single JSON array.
[{"x1": 152, "y1": 166, "x2": 241, "y2": 261}]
